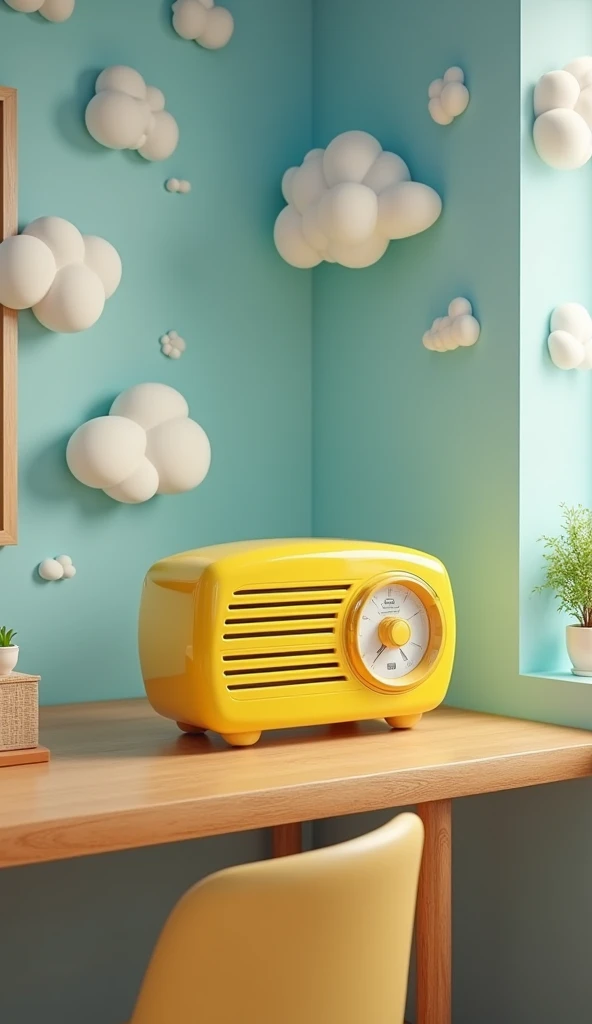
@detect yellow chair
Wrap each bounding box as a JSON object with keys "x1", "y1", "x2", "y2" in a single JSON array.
[{"x1": 129, "y1": 812, "x2": 424, "y2": 1024}]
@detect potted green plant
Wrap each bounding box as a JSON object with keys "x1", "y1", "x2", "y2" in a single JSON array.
[
  {"x1": 535, "y1": 504, "x2": 592, "y2": 675},
  {"x1": 0, "y1": 626, "x2": 18, "y2": 675}
]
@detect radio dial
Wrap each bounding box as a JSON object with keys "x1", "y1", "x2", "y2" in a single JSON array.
[{"x1": 345, "y1": 572, "x2": 445, "y2": 695}]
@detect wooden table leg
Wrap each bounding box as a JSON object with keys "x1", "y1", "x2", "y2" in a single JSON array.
[
  {"x1": 271, "y1": 822, "x2": 302, "y2": 857},
  {"x1": 416, "y1": 799, "x2": 452, "y2": 1024}
]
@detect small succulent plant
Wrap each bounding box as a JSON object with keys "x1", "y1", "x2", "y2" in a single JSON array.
[{"x1": 0, "y1": 627, "x2": 17, "y2": 648}]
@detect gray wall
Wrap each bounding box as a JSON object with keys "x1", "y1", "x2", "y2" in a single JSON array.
[
  {"x1": 315, "y1": 780, "x2": 592, "y2": 1024},
  {"x1": 0, "y1": 831, "x2": 269, "y2": 1023},
  {"x1": 2, "y1": 784, "x2": 591, "y2": 1024}
]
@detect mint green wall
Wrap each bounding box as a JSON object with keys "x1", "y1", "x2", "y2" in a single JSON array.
[
  {"x1": 312, "y1": 4, "x2": 592, "y2": 1024},
  {"x1": 520, "y1": 0, "x2": 592, "y2": 677},
  {"x1": 0, "y1": 0, "x2": 312, "y2": 705},
  {"x1": 313, "y1": 0, "x2": 524, "y2": 714},
  {"x1": 313, "y1": 0, "x2": 592, "y2": 729},
  {"x1": 0, "y1": 4, "x2": 312, "y2": 1021},
  {"x1": 4, "y1": 4, "x2": 592, "y2": 1024}
]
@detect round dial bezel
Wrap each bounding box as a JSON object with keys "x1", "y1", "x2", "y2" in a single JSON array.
[{"x1": 344, "y1": 571, "x2": 446, "y2": 695}]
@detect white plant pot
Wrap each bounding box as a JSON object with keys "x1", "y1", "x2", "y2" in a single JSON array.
[
  {"x1": 566, "y1": 626, "x2": 592, "y2": 676},
  {"x1": 0, "y1": 645, "x2": 19, "y2": 675}
]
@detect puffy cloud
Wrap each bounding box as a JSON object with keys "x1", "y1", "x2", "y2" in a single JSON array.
[
  {"x1": 67, "y1": 383, "x2": 211, "y2": 504},
  {"x1": 533, "y1": 57, "x2": 592, "y2": 169},
  {"x1": 165, "y1": 177, "x2": 191, "y2": 193},
  {"x1": 38, "y1": 555, "x2": 76, "y2": 581},
  {"x1": 423, "y1": 297, "x2": 481, "y2": 352},
  {"x1": 428, "y1": 67, "x2": 470, "y2": 125},
  {"x1": 85, "y1": 66, "x2": 179, "y2": 162},
  {"x1": 0, "y1": 216, "x2": 121, "y2": 333},
  {"x1": 160, "y1": 330, "x2": 186, "y2": 359},
  {"x1": 3, "y1": 0, "x2": 74, "y2": 21},
  {"x1": 172, "y1": 0, "x2": 234, "y2": 50},
  {"x1": 547, "y1": 303, "x2": 592, "y2": 369},
  {"x1": 274, "y1": 132, "x2": 442, "y2": 269}
]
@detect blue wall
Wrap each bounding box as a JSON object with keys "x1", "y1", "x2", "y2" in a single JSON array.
[
  {"x1": 312, "y1": 7, "x2": 592, "y2": 1024},
  {"x1": 0, "y1": 4, "x2": 312, "y2": 1022},
  {"x1": 313, "y1": 0, "x2": 592, "y2": 729},
  {"x1": 0, "y1": 0, "x2": 312, "y2": 705},
  {"x1": 5, "y1": 3, "x2": 592, "y2": 1024},
  {"x1": 313, "y1": 0, "x2": 524, "y2": 714},
  {"x1": 520, "y1": 0, "x2": 592, "y2": 678}
]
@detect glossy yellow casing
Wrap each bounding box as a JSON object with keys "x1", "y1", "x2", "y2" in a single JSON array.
[{"x1": 139, "y1": 538, "x2": 455, "y2": 746}]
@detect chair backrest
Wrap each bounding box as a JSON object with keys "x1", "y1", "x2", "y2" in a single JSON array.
[{"x1": 130, "y1": 812, "x2": 424, "y2": 1024}]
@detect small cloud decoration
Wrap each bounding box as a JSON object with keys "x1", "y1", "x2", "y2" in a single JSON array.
[
  {"x1": 165, "y1": 178, "x2": 191, "y2": 194},
  {"x1": 85, "y1": 66, "x2": 179, "y2": 162},
  {"x1": 533, "y1": 56, "x2": 592, "y2": 169},
  {"x1": 423, "y1": 298, "x2": 481, "y2": 351},
  {"x1": 275, "y1": 131, "x2": 442, "y2": 269},
  {"x1": 428, "y1": 67, "x2": 470, "y2": 125},
  {"x1": 160, "y1": 331, "x2": 186, "y2": 358},
  {"x1": 38, "y1": 555, "x2": 76, "y2": 581},
  {"x1": 0, "y1": 216, "x2": 121, "y2": 333},
  {"x1": 172, "y1": 0, "x2": 234, "y2": 50},
  {"x1": 67, "y1": 383, "x2": 211, "y2": 504},
  {"x1": 3, "y1": 0, "x2": 74, "y2": 21},
  {"x1": 548, "y1": 303, "x2": 592, "y2": 369}
]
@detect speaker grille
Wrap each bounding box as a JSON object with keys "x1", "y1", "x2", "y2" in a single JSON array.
[{"x1": 222, "y1": 583, "x2": 353, "y2": 691}]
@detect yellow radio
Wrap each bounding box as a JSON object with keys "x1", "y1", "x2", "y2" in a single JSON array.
[{"x1": 139, "y1": 538, "x2": 455, "y2": 746}]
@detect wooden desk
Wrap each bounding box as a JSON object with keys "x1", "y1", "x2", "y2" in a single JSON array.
[{"x1": 1, "y1": 700, "x2": 592, "y2": 1024}]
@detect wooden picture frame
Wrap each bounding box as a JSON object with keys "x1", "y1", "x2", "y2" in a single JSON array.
[{"x1": 0, "y1": 87, "x2": 17, "y2": 546}]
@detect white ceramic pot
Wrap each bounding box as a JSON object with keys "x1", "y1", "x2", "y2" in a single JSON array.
[
  {"x1": 566, "y1": 626, "x2": 592, "y2": 676},
  {"x1": 0, "y1": 645, "x2": 19, "y2": 675}
]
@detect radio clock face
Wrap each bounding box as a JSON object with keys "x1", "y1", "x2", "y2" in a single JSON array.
[{"x1": 346, "y1": 574, "x2": 444, "y2": 693}]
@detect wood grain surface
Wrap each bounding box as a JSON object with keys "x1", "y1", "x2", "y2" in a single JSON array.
[
  {"x1": 0, "y1": 699, "x2": 591, "y2": 867},
  {"x1": 0, "y1": 745, "x2": 50, "y2": 767},
  {"x1": 271, "y1": 822, "x2": 303, "y2": 858},
  {"x1": 417, "y1": 800, "x2": 452, "y2": 1024}
]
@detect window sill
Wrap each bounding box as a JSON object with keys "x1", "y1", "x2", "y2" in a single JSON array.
[{"x1": 527, "y1": 670, "x2": 592, "y2": 685}]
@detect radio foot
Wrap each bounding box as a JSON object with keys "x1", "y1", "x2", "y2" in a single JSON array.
[
  {"x1": 177, "y1": 721, "x2": 206, "y2": 735},
  {"x1": 385, "y1": 714, "x2": 423, "y2": 730},
  {"x1": 222, "y1": 731, "x2": 262, "y2": 747}
]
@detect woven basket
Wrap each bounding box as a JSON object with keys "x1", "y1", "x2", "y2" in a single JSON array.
[{"x1": 0, "y1": 673, "x2": 40, "y2": 751}]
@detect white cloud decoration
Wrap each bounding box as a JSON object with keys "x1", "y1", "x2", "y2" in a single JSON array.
[
  {"x1": 428, "y1": 67, "x2": 470, "y2": 125},
  {"x1": 274, "y1": 131, "x2": 442, "y2": 270},
  {"x1": 547, "y1": 303, "x2": 592, "y2": 369},
  {"x1": 172, "y1": 0, "x2": 234, "y2": 50},
  {"x1": 160, "y1": 330, "x2": 186, "y2": 359},
  {"x1": 533, "y1": 57, "x2": 592, "y2": 169},
  {"x1": 67, "y1": 383, "x2": 211, "y2": 504},
  {"x1": 422, "y1": 298, "x2": 481, "y2": 352},
  {"x1": 0, "y1": 216, "x2": 121, "y2": 333},
  {"x1": 3, "y1": 0, "x2": 74, "y2": 21},
  {"x1": 165, "y1": 178, "x2": 191, "y2": 194},
  {"x1": 85, "y1": 67, "x2": 179, "y2": 162},
  {"x1": 38, "y1": 555, "x2": 76, "y2": 581}
]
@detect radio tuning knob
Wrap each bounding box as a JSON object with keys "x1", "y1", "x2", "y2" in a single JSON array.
[{"x1": 378, "y1": 617, "x2": 412, "y2": 649}]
